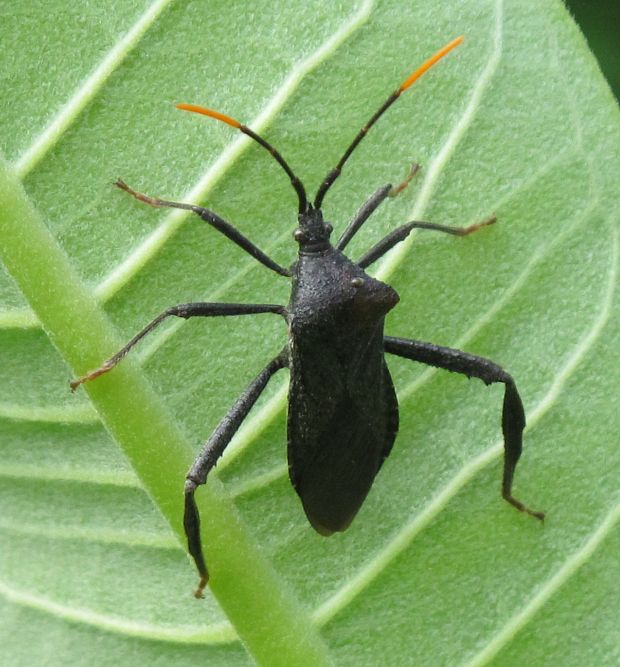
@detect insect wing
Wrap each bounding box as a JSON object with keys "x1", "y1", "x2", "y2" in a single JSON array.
[{"x1": 287, "y1": 324, "x2": 398, "y2": 534}]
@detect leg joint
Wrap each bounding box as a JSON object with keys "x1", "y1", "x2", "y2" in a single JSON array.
[
  {"x1": 184, "y1": 476, "x2": 199, "y2": 495},
  {"x1": 498, "y1": 369, "x2": 514, "y2": 386}
]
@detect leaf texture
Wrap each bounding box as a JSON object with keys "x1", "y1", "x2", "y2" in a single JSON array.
[{"x1": 1, "y1": 0, "x2": 619, "y2": 665}]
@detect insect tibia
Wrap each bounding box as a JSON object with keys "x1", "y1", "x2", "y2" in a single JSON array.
[{"x1": 184, "y1": 478, "x2": 209, "y2": 596}]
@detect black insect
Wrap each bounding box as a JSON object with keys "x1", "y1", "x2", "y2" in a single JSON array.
[{"x1": 71, "y1": 37, "x2": 544, "y2": 598}]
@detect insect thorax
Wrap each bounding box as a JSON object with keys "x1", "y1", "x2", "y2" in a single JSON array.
[{"x1": 290, "y1": 248, "x2": 399, "y2": 336}]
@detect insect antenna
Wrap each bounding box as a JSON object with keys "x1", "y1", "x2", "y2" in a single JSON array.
[
  {"x1": 313, "y1": 36, "x2": 463, "y2": 210},
  {"x1": 176, "y1": 104, "x2": 309, "y2": 213}
]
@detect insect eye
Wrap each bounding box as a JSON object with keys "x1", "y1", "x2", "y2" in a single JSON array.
[
  {"x1": 293, "y1": 229, "x2": 307, "y2": 243},
  {"x1": 324, "y1": 223, "x2": 333, "y2": 234},
  {"x1": 351, "y1": 277, "x2": 364, "y2": 288}
]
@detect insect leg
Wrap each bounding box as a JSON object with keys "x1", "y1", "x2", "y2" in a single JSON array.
[
  {"x1": 384, "y1": 336, "x2": 544, "y2": 521},
  {"x1": 70, "y1": 302, "x2": 286, "y2": 389},
  {"x1": 185, "y1": 349, "x2": 288, "y2": 597},
  {"x1": 357, "y1": 216, "x2": 496, "y2": 269},
  {"x1": 336, "y1": 163, "x2": 419, "y2": 251},
  {"x1": 115, "y1": 179, "x2": 290, "y2": 276}
]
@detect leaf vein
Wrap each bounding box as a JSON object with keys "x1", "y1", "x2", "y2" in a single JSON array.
[
  {"x1": 0, "y1": 402, "x2": 97, "y2": 423},
  {"x1": 12, "y1": 0, "x2": 175, "y2": 179},
  {"x1": 462, "y1": 501, "x2": 620, "y2": 667},
  {"x1": 0, "y1": 578, "x2": 237, "y2": 644},
  {"x1": 0, "y1": 521, "x2": 177, "y2": 550},
  {"x1": 0, "y1": 464, "x2": 138, "y2": 488}
]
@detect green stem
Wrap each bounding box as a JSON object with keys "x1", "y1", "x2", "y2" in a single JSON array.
[{"x1": 0, "y1": 159, "x2": 334, "y2": 667}]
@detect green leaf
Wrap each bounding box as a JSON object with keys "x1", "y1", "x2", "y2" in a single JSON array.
[{"x1": 1, "y1": 1, "x2": 619, "y2": 665}]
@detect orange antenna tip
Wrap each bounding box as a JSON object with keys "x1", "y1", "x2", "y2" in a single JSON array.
[
  {"x1": 399, "y1": 35, "x2": 464, "y2": 93},
  {"x1": 175, "y1": 103, "x2": 241, "y2": 129}
]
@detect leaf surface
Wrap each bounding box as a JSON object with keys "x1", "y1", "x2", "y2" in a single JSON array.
[{"x1": 1, "y1": 1, "x2": 619, "y2": 665}]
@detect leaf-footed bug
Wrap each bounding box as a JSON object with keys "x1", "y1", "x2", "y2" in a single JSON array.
[{"x1": 71, "y1": 36, "x2": 544, "y2": 598}]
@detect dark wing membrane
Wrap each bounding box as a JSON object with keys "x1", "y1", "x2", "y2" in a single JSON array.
[{"x1": 287, "y1": 326, "x2": 398, "y2": 534}]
